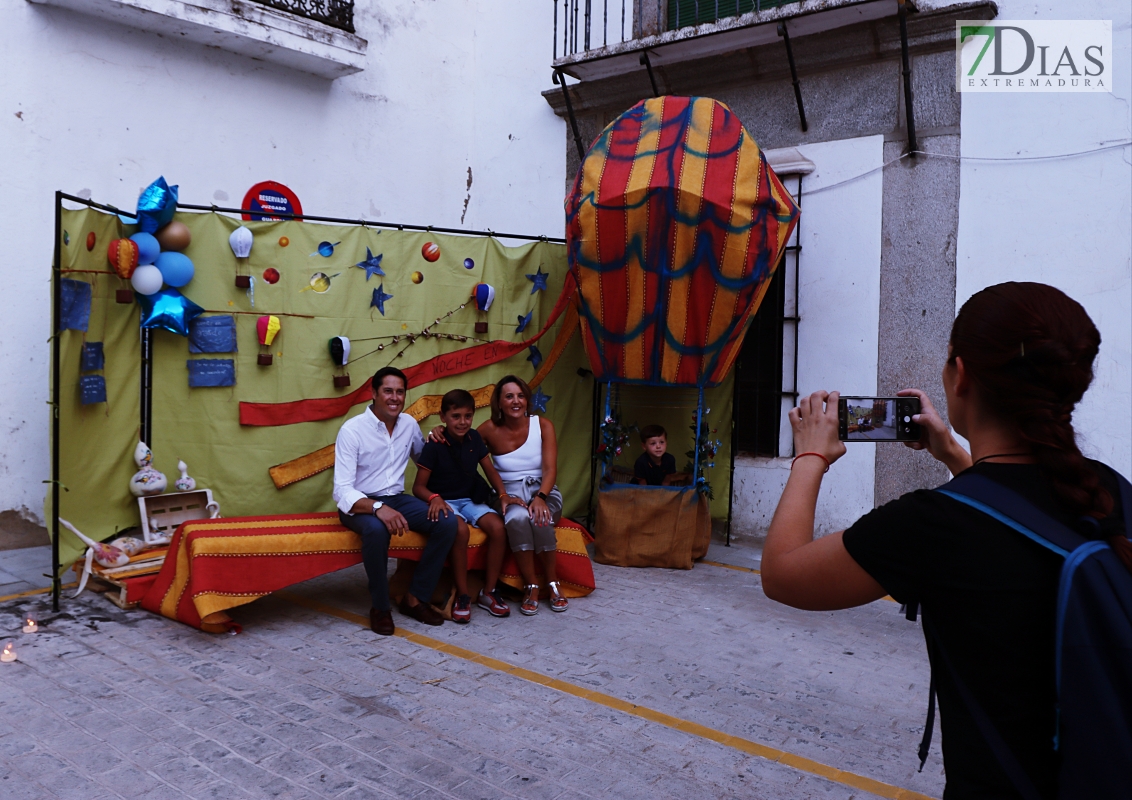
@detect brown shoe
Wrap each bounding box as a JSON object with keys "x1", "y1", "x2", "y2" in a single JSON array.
[
  {"x1": 398, "y1": 597, "x2": 444, "y2": 626},
  {"x1": 370, "y1": 608, "x2": 395, "y2": 636}
]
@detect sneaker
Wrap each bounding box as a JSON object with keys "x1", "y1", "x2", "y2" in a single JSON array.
[
  {"x1": 452, "y1": 594, "x2": 472, "y2": 624},
  {"x1": 476, "y1": 588, "x2": 511, "y2": 618}
]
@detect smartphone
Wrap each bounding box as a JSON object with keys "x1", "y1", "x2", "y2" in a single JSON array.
[{"x1": 838, "y1": 396, "x2": 921, "y2": 442}]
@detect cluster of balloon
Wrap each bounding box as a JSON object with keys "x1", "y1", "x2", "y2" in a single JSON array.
[
  {"x1": 112, "y1": 177, "x2": 203, "y2": 336},
  {"x1": 230, "y1": 226, "x2": 254, "y2": 289},
  {"x1": 472, "y1": 282, "x2": 494, "y2": 334},
  {"x1": 256, "y1": 315, "x2": 280, "y2": 365},
  {"x1": 329, "y1": 335, "x2": 351, "y2": 387}
]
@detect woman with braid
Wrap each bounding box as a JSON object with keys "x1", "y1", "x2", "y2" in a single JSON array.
[{"x1": 760, "y1": 283, "x2": 1129, "y2": 798}]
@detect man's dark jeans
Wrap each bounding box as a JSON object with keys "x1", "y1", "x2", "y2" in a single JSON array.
[{"x1": 338, "y1": 493, "x2": 458, "y2": 611}]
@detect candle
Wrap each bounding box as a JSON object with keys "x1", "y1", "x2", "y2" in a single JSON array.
[
  {"x1": 1, "y1": 642, "x2": 16, "y2": 663},
  {"x1": 22, "y1": 617, "x2": 37, "y2": 634}
]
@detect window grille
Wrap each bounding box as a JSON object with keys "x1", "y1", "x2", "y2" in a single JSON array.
[
  {"x1": 733, "y1": 173, "x2": 802, "y2": 457},
  {"x1": 666, "y1": 0, "x2": 794, "y2": 31},
  {"x1": 248, "y1": 0, "x2": 355, "y2": 33}
]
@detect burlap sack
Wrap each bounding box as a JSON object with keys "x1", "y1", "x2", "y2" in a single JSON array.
[{"x1": 593, "y1": 486, "x2": 710, "y2": 569}]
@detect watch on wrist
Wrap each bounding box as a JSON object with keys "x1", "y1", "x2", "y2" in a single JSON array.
[
  {"x1": 536, "y1": 491, "x2": 549, "y2": 502},
  {"x1": 372, "y1": 501, "x2": 384, "y2": 516}
]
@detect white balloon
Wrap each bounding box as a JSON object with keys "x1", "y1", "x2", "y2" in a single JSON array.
[
  {"x1": 229, "y1": 226, "x2": 253, "y2": 259},
  {"x1": 131, "y1": 264, "x2": 164, "y2": 295}
]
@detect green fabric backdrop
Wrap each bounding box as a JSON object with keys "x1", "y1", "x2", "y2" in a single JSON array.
[{"x1": 50, "y1": 206, "x2": 734, "y2": 569}]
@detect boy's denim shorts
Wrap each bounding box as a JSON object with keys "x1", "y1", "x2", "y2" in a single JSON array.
[{"x1": 446, "y1": 498, "x2": 497, "y2": 526}]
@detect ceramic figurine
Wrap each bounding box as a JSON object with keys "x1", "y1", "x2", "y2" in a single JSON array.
[
  {"x1": 129, "y1": 441, "x2": 167, "y2": 497},
  {"x1": 174, "y1": 460, "x2": 196, "y2": 492},
  {"x1": 108, "y1": 536, "x2": 145, "y2": 557},
  {"x1": 60, "y1": 518, "x2": 130, "y2": 597}
]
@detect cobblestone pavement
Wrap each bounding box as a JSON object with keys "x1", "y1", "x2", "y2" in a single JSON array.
[{"x1": 0, "y1": 550, "x2": 944, "y2": 799}]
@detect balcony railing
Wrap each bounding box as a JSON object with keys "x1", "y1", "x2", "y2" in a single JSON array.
[
  {"x1": 249, "y1": 0, "x2": 355, "y2": 33},
  {"x1": 553, "y1": 0, "x2": 795, "y2": 60}
]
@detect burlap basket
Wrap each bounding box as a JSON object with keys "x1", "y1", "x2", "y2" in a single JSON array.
[{"x1": 593, "y1": 485, "x2": 710, "y2": 570}]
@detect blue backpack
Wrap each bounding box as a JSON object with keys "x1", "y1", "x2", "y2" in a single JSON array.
[{"x1": 909, "y1": 469, "x2": 1132, "y2": 800}]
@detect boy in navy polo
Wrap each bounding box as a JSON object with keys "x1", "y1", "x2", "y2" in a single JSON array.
[
  {"x1": 634, "y1": 424, "x2": 679, "y2": 486},
  {"x1": 412, "y1": 389, "x2": 518, "y2": 622}
]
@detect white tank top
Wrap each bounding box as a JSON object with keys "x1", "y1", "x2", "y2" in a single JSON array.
[{"x1": 492, "y1": 416, "x2": 543, "y2": 482}]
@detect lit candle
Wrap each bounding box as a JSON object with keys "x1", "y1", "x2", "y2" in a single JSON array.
[
  {"x1": 1, "y1": 642, "x2": 16, "y2": 663},
  {"x1": 22, "y1": 616, "x2": 37, "y2": 634}
]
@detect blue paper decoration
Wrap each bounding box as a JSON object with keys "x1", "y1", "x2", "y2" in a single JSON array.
[
  {"x1": 516, "y1": 310, "x2": 533, "y2": 333},
  {"x1": 80, "y1": 342, "x2": 104, "y2": 372},
  {"x1": 189, "y1": 316, "x2": 237, "y2": 354},
  {"x1": 526, "y1": 266, "x2": 549, "y2": 294},
  {"x1": 79, "y1": 375, "x2": 106, "y2": 405},
  {"x1": 136, "y1": 176, "x2": 178, "y2": 234},
  {"x1": 187, "y1": 359, "x2": 235, "y2": 388},
  {"x1": 527, "y1": 345, "x2": 543, "y2": 370},
  {"x1": 371, "y1": 284, "x2": 393, "y2": 316},
  {"x1": 355, "y1": 248, "x2": 384, "y2": 280},
  {"x1": 59, "y1": 279, "x2": 92, "y2": 332},
  {"x1": 138, "y1": 288, "x2": 204, "y2": 336},
  {"x1": 530, "y1": 386, "x2": 551, "y2": 413}
]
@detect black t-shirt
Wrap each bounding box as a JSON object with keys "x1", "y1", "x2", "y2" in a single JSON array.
[
  {"x1": 842, "y1": 461, "x2": 1125, "y2": 799},
  {"x1": 634, "y1": 452, "x2": 676, "y2": 485},
  {"x1": 417, "y1": 430, "x2": 490, "y2": 501}
]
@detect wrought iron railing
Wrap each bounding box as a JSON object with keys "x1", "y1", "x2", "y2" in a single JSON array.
[
  {"x1": 249, "y1": 0, "x2": 355, "y2": 33},
  {"x1": 554, "y1": 0, "x2": 795, "y2": 60}
]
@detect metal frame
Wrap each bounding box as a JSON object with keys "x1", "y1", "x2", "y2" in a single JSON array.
[{"x1": 49, "y1": 191, "x2": 565, "y2": 609}]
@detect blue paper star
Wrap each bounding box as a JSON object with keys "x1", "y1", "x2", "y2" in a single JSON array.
[
  {"x1": 516, "y1": 310, "x2": 533, "y2": 333},
  {"x1": 530, "y1": 386, "x2": 551, "y2": 413},
  {"x1": 526, "y1": 266, "x2": 549, "y2": 294},
  {"x1": 527, "y1": 345, "x2": 543, "y2": 370},
  {"x1": 355, "y1": 248, "x2": 384, "y2": 280},
  {"x1": 371, "y1": 284, "x2": 394, "y2": 316}
]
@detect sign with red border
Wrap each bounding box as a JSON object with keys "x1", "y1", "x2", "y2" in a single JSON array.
[{"x1": 241, "y1": 181, "x2": 303, "y2": 221}]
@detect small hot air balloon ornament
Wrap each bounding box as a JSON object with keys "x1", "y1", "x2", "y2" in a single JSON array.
[
  {"x1": 230, "y1": 226, "x2": 254, "y2": 288},
  {"x1": 129, "y1": 441, "x2": 167, "y2": 497},
  {"x1": 329, "y1": 336, "x2": 351, "y2": 387},
  {"x1": 472, "y1": 282, "x2": 494, "y2": 334},
  {"x1": 257, "y1": 315, "x2": 280, "y2": 365}
]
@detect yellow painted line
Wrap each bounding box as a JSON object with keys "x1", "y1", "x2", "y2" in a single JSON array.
[
  {"x1": 699, "y1": 559, "x2": 898, "y2": 603},
  {"x1": 279, "y1": 591, "x2": 936, "y2": 800},
  {"x1": 0, "y1": 583, "x2": 78, "y2": 603}
]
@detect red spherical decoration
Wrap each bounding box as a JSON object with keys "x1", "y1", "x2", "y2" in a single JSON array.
[
  {"x1": 421, "y1": 242, "x2": 440, "y2": 262},
  {"x1": 262, "y1": 268, "x2": 280, "y2": 284}
]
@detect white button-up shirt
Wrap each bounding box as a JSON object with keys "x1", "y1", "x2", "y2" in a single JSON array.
[{"x1": 333, "y1": 407, "x2": 424, "y2": 515}]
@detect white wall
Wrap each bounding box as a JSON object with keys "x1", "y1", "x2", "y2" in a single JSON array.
[
  {"x1": 956, "y1": 1, "x2": 1132, "y2": 477},
  {"x1": 0, "y1": 0, "x2": 565, "y2": 521},
  {"x1": 732, "y1": 135, "x2": 885, "y2": 539}
]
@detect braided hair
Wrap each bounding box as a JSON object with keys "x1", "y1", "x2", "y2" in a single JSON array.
[{"x1": 950, "y1": 283, "x2": 1115, "y2": 530}]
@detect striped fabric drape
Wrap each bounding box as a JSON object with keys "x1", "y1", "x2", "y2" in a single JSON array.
[{"x1": 566, "y1": 96, "x2": 800, "y2": 387}]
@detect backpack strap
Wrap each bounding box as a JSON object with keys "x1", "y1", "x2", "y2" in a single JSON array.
[{"x1": 937, "y1": 472, "x2": 1086, "y2": 556}]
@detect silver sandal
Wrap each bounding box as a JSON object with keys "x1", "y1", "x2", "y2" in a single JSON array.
[
  {"x1": 548, "y1": 581, "x2": 569, "y2": 612},
  {"x1": 520, "y1": 584, "x2": 539, "y2": 616}
]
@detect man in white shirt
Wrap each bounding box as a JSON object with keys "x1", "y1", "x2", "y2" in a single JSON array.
[{"x1": 334, "y1": 366, "x2": 457, "y2": 635}]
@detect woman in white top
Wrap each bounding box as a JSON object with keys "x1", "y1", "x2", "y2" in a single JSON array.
[{"x1": 479, "y1": 375, "x2": 568, "y2": 615}]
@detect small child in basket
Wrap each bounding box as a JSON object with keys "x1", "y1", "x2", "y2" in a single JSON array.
[
  {"x1": 633, "y1": 424, "x2": 683, "y2": 486},
  {"x1": 412, "y1": 389, "x2": 522, "y2": 623}
]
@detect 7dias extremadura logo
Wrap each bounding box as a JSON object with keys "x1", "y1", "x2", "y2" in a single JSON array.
[{"x1": 956, "y1": 20, "x2": 1112, "y2": 92}]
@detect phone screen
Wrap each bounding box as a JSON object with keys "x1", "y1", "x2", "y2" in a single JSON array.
[{"x1": 838, "y1": 397, "x2": 921, "y2": 442}]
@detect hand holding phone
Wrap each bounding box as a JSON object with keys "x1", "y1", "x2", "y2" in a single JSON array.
[
  {"x1": 788, "y1": 390, "x2": 847, "y2": 468},
  {"x1": 895, "y1": 389, "x2": 973, "y2": 474}
]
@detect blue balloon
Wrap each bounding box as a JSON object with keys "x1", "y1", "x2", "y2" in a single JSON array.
[
  {"x1": 155, "y1": 251, "x2": 194, "y2": 288},
  {"x1": 137, "y1": 288, "x2": 203, "y2": 336},
  {"x1": 130, "y1": 232, "x2": 161, "y2": 266}
]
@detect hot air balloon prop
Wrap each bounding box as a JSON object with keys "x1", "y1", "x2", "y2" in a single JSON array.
[
  {"x1": 567, "y1": 96, "x2": 799, "y2": 388},
  {"x1": 107, "y1": 238, "x2": 139, "y2": 280},
  {"x1": 472, "y1": 282, "x2": 494, "y2": 334},
  {"x1": 230, "y1": 226, "x2": 254, "y2": 288},
  {"x1": 329, "y1": 336, "x2": 351, "y2": 387},
  {"x1": 256, "y1": 314, "x2": 280, "y2": 365},
  {"x1": 567, "y1": 96, "x2": 800, "y2": 499}
]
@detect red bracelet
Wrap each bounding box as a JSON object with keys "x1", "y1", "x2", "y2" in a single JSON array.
[
  {"x1": 792, "y1": 452, "x2": 830, "y2": 473},
  {"x1": 426, "y1": 493, "x2": 440, "y2": 503}
]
